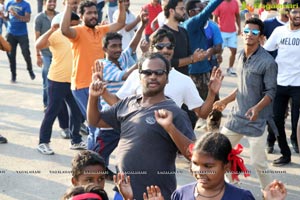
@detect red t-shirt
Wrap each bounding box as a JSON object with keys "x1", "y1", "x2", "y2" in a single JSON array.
[
  {"x1": 213, "y1": 0, "x2": 239, "y2": 32},
  {"x1": 143, "y1": 3, "x2": 162, "y2": 35}
]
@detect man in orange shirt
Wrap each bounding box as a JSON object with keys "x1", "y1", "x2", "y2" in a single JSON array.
[{"x1": 61, "y1": 0, "x2": 126, "y2": 150}]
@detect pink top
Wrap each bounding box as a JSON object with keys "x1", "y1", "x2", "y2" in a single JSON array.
[{"x1": 213, "y1": 0, "x2": 239, "y2": 32}]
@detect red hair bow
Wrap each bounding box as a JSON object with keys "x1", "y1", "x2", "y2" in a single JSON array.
[
  {"x1": 71, "y1": 193, "x2": 102, "y2": 200},
  {"x1": 188, "y1": 143, "x2": 194, "y2": 159},
  {"x1": 227, "y1": 144, "x2": 250, "y2": 181}
]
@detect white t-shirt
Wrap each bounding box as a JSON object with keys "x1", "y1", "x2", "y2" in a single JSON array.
[
  {"x1": 264, "y1": 25, "x2": 300, "y2": 86},
  {"x1": 116, "y1": 68, "x2": 203, "y2": 110},
  {"x1": 0, "y1": 4, "x2": 4, "y2": 13},
  {"x1": 157, "y1": 11, "x2": 166, "y2": 28},
  {"x1": 113, "y1": 10, "x2": 137, "y2": 49}
]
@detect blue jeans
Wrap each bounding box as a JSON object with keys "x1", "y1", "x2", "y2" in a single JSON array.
[
  {"x1": 72, "y1": 87, "x2": 100, "y2": 149},
  {"x1": 6, "y1": 33, "x2": 33, "y2": 78},
  {"x1": 41, "y1": 54, "x2": 52, "y2": 107},
  {"x1": 39, "y1": 80, "x2": 82, "y2": 144},
  {"x1": 93, "y1": 129, "x2": 120, "y2": 166},
  {"x1": 96, "y1": 1, "x2": 105, "y2": 23}
]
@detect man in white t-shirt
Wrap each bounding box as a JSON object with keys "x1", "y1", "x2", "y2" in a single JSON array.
[
  {"x1": 264, "y1": 0, "x2": 300, "y2": 166},
  {"x1": 113, "y1": 0, "x2": 139, "y2": 49}
]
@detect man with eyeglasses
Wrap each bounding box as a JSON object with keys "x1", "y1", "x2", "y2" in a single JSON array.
[
  {"x1": 264, "y1": 0, "x2": 300, "y2": 165},
  {"x1": 214, "y1": 18, "x2": 277, "y2": 190},
  {"x1": 87, "y1": 52, "x2": 206, "y2": 199}
]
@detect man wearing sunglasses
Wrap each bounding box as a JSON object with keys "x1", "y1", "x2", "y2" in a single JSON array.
[
  {"x1": 90, "y1": 11, "x2": 148, "y2": 178},
  {"x1": 100, "y1": 29, "x2": 223, "y2": 121},
  {"x1": 264, "y1": 0, "x2": 300, "y2": 165},
  {"x1": 214, "y1": 18, "x2": 277, "y2": 190},
  {"x1": 87, "y1": 52, "x2": 197, "y2": 199}
]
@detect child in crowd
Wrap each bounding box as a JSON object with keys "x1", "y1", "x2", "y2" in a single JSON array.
[
  {"x1": 71, "y1": 150, "x2": 107, "y2": 188},
  {"x1": 171, "y1": 132, "x2": 254, "y2": 199},
  {"x1": 61, "y1": 184, "x2": 109, "y2": 200}
]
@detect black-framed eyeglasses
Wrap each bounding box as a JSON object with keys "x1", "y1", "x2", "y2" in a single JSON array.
[
  {"x1": 139, "y1": 69, "x2": 167, "y2": 76},
  {"x1": 153, "y1": 43, "x2": 174, "y2": 50},
  {"x1": 243, "y1": 28, "x2": 260, "y2": 36}
]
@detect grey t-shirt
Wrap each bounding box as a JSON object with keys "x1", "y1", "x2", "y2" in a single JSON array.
[
  {"x1": 225, "y1": 46, "x2": 277, "y2": 137},
  {"x1": 34, "y1": 11, "x2": 58, "y2": 57},
  {"x1": 101, "y1": 95, "x2": 196, "y2": 200}
]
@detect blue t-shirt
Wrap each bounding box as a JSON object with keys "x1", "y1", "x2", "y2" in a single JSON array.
[
  {"x1": 5, "y1": 0, "x2": 31, "y2": 36},
  {"x1": 205, "y1": 20, "x2": 223, "y2": 68},
  {"x1": 205, "y1": 20, "x2": 223, "y2": 49},
  {"x1": 171, "y1": 182, "x2": 255, "y2": 200},
  {"x1": 183, "y1": 0, "x2": 223, "y2": 74}
]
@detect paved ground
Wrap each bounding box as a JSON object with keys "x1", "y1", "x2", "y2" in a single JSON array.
[{"x1": 0, "y1": 1, "x2": 299, "y2": 200}]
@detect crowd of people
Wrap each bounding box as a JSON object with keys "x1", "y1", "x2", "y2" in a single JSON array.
[{"x1": 0, "y1": 0, "x2": 300, "y2": 199}]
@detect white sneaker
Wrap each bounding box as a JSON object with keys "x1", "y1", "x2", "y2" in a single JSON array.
[
  {"x1": 60, "y1": 128, "x2": 71, "y2": 139},
  {"x1": 227, "y1": 68, "x2": 237, "y2": 76},
  {"x1": 37, "y1": 143, "x2": 54, "y2": 155},
  {"x1": 70, "y1": 141, "x2": 87, "y2": 150}
]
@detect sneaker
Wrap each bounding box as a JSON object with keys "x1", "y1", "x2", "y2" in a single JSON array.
[
  {"x1": 272, "y1": 156, "x2": 291, "y2": 167},
  {"x1": 291, "y1": 140, "x2": 299, "y2": 153},
  {"x1": 60, "y1": 128, "x2": 71, "y2": 139},
  {"x1": 70, "y1": 141, "x2": 87, "y2": 150},
  {"x1": 227, "y1": 68, "x2": 237, "y2": 76},
  {"x1": 0, "y1": 135, "x2": 8, "y2": 144},
  {"x1": 80, "y1": 123, "x2": 89, "y2": 135},
  {"x1": 37, "y1": 143, "x2": 54, "y2": 155},
  {"x1": 29, "y1": 71, "x2": 36, "y2": 80}
]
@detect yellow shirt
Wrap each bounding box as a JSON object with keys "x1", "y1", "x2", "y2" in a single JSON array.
[{"x1": 48, "y1": 30, "x2": 72, "y2": 83}]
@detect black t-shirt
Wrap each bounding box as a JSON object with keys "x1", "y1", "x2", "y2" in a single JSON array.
[{"x1": 162, "y1": 25, "x2": 191, "y2": 75}]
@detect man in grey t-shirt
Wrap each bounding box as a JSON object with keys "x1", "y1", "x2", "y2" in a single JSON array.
[
  {"x1": 214, "y1": 18, "x2": 277, "y2": 190},
  {"x1": 87, "y1": 52, "x2": 207, "y2": 199}
]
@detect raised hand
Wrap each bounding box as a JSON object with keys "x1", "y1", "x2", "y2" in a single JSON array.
[
  {"x1": 114, "y1": 173, "x2": 133, "y2": 200},
  {"x1": 154, "y1": 109, "x2": 173, "y2": 130},
  {"x1": 213, "y1": 100, "x2": 226, "y2": 112},
  {"x1": 208, "y1": 67, "x2": 223, "y2": 95},
  {"x1": 92, "y1": 60, "x2": 104, "y2": 82},
  {"x1": 140, "y1": 9, "x2": 149, "y2": 26},
  {"x1": 143, "y1": 185, "x2": 164, "y2": 200},
  {"x1": 262, "y1": 180, "x2": 287, "y2": 200},
  {"x1": 89, "y1": 79, "x2": 106, "y2": 97},
  {"x1": 140, "y1": 39, "x2": 150, "y2": 54}
]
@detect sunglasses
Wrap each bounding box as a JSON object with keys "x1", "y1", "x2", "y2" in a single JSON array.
[
  {"x1": 139, "y1": 69, "x2": 167, "y2": 76},
  {"x1": 290, "y1": 10, "x2": 300, "y2": 15},
  {"x1": 153, "y1": 43, "x2": 174, "y2": 50},
  {"x1": 243, "y1": 28, "x2": 260, "y2": 36}
]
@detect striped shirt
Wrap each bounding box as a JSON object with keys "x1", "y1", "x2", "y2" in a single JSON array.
[{"x1": 99, "y1": 47, "x2": 136, "y2": 111}]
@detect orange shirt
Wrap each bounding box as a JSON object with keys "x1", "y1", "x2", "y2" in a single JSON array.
[{"x1": 69, "y1": 25, "x2": 110, "y2": 90}]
